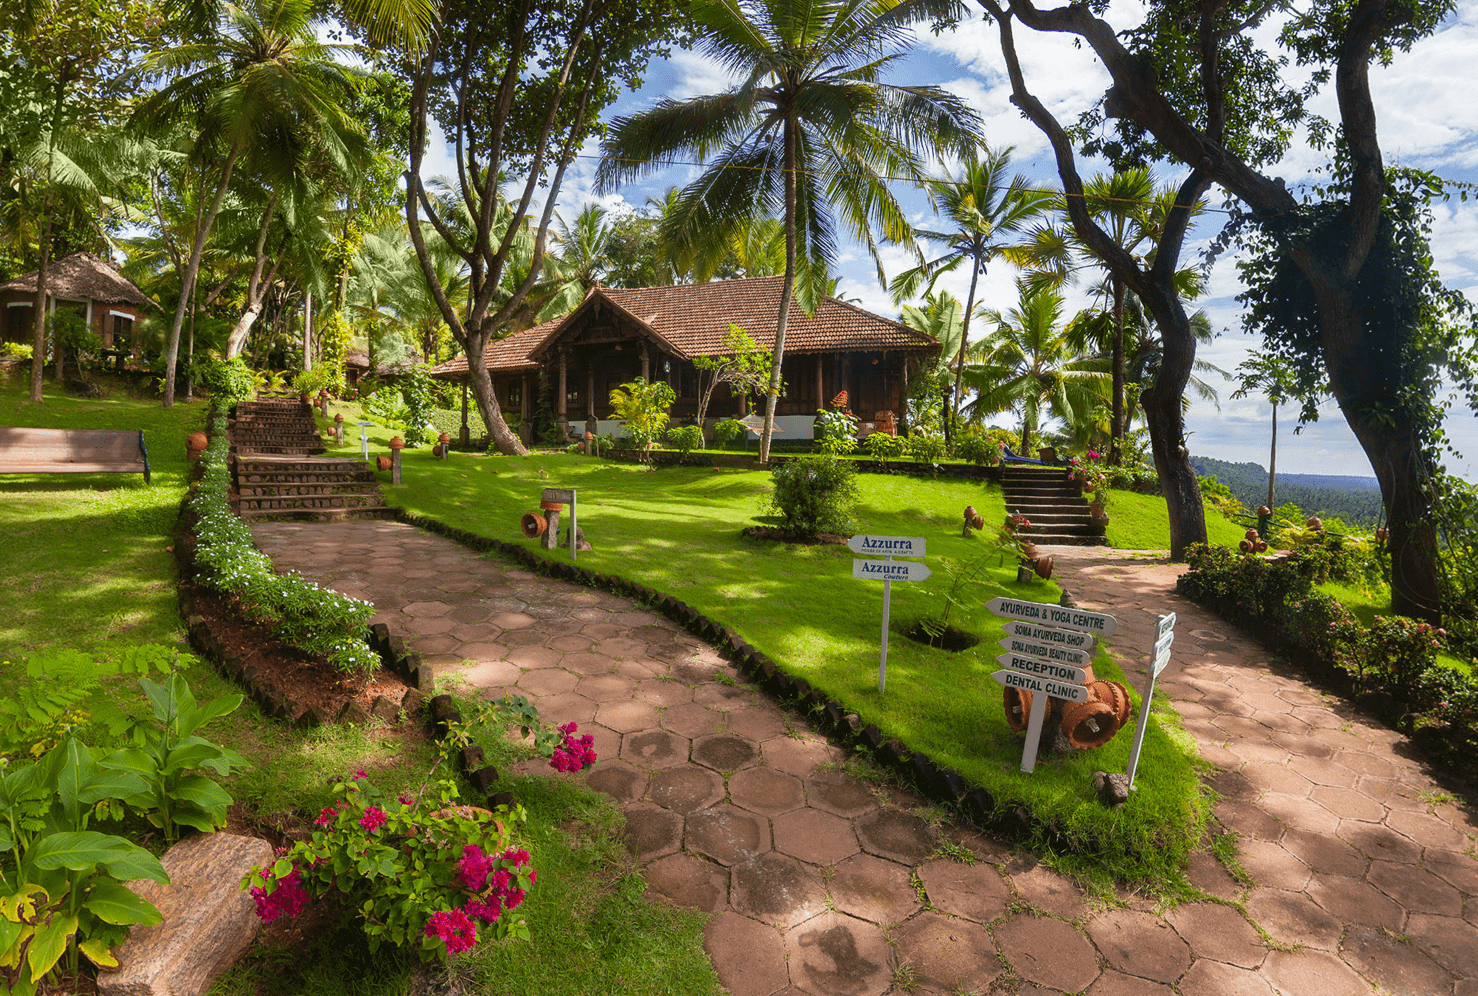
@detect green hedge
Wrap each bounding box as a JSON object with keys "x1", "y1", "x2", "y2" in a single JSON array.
[{"x1": 1176, "y1": 544, "x2": 1478, "y2": 768}]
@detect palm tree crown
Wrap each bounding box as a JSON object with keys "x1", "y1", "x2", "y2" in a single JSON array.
[{"x1": 596, "y1": 0, "x2": 980, "y2": 460}]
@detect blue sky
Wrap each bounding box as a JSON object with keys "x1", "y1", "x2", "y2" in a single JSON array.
[{"x1": 434, "y1": 0, "x2": 1478, "y2": 479}]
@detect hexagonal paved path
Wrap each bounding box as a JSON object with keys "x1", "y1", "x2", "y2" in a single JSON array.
[{"x1": 252, "y1": 522, "x2": 1478, "y2": 996}]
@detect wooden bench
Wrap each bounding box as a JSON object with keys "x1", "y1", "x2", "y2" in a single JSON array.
[{"x1": 0, "y1": 427, "x2": 151, "y2": 483}]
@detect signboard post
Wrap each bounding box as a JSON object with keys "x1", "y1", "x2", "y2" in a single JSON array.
[
  {"x1": 1125, "y1": 613, "x2": 1175, "y2": 790},
  {"x1": 542, "y1": 487, "x2": 578, "y2": 560},
  {"x1": 848, "y1": 535, "x2": 927, "y2": 694},
  {"x1": 987, "y1": 597, "x2": 1117, "y2": 773}
]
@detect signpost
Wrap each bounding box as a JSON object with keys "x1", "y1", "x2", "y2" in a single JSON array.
[
  {"x1": 997, "y1": 636, "x2": 1091, "y2": 668},
  {"x1": 987, "y1": 596, "x2": 1118, "y2": 773},
  {"x1": 357, "y1": 422, "x2": 372, "y2": 461},
  {"x1": 849, "y1": 535, "x2": 927, "y2": 694},
  {"x1": 542, "y1": 487, "x2": 578, "y2": 560},
  {"x1": 985, "y1": 597, "x2": 1118, "y2": 636},
  {"x1": 1125, "y1": 613, "x2": 1175, "y2": 790}
]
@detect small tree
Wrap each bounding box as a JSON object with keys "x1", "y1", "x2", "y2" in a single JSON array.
[
  {"x1": 609, "y1": 377, "x2": 675, "y2": 458},
  {"x1": 691, "y1": 325, "x2": 773, "y2": 440},
  {"x1": 1232, "y1": 354, "x2": 1307, "y2": 510}
]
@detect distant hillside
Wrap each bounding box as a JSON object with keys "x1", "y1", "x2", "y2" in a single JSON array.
[{"x1": 1191, "y1": 455, "x2": 1384, "y2": 525}]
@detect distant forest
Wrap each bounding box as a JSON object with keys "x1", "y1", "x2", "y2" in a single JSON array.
[{"x1": 1191, "y1": 456, "x2": 1385, "y2": 526}]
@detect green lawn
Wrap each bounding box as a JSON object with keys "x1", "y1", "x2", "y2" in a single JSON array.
[
  {"x1": 1104, "y1": 488, "x2": 1252, "y2": 550},
  {"x1": 372, "y1": 428, "x2": 1209, "y2": 884},
  {"x1": 0, "y1": 378, "x2": 719, "y2": 996}
]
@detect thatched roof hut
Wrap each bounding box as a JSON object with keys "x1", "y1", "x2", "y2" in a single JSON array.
[{"x1": 0, "y1": 252, "x2": 150, "y2": 307}]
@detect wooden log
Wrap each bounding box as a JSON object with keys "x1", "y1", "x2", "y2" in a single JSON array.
[{"x1": 98, "y1": 832, "x2": 272, "y2": 996}]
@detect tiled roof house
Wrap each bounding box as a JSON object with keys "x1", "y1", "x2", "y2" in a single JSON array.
[{"x1": 429, "y1": 277, "x2": 939, "y2": 442}]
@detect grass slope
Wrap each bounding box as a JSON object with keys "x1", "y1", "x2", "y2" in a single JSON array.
[
  {"x1": 1104, "y1": 489, "x2": 1252, "y2": 551},
  {"x1": 0, "y1": 379, "x2": 719, "y2": 996},
  {"x1": 368, "y1": 426, "x2": 1208, "y2": 883}
]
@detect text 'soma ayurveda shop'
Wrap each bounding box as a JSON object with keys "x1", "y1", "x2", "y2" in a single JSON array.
[{"x1": 430, "y1": 276, "x2": 940, "y2": 444}]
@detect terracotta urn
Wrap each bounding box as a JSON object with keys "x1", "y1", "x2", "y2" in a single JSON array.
[
  {"x1": 438, "y1": 432, "x2": 451, "y2": 446},
  {"x1": 185, "y1": 431, "x2": 208, "y2": 462},
  {"x1": 389, "y1": 437, "x2": 405, "y2": 450}
]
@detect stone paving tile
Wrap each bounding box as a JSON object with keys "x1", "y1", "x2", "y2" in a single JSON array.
[{"x1": 252, "y1": 525, "x2": 1478, "y2": 996}]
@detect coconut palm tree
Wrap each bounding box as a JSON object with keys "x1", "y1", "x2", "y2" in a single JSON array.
[
  {"x1": 888, "y1": 146, "x2": 1053, "y2": 443},
  {"x1": 1018, "y1": 170, "x2": 1203, "y2": 464},
  {"x1": 962, "y1": 279, "x2": 1108, "y2": 453},
  {"x1": 595, "y1": 0, "x2": 980, "y2": 462},
  {"x1": 132, "y1": 0, "x2": 367, "y2": 406}
]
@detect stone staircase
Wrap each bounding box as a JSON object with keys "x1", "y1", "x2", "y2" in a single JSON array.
[
  {"x1": 1002, "y1": 464, "x2": 1108, "y2": 546},
  {"x1": 230, "y1": 399, "x2": 394, "y2": 523}
]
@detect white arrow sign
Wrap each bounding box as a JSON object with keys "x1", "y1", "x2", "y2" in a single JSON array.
[
  {"x1": 853, "y1": 558, "x2": 931, "y2": 582},
  {"x1": 991, "y1": 669, "x2": 1090, "y2": 703},
  {"x1": 1154, "y1": 631, "x2": 1174, "y2": 657},
  {"x1": 986, "y1": 597, "x2": 1118, "y2": 636},
  {"x1": 1157, "y1": 612, "x2": 1176, "y2": 638},
  {"x1": 996, "y1": 653, "x2": 1090, "y2": 684},
  {"x1": 997, "y1": 637, "x2": 1091, "y2": 668},
  {"x1": 1154, "y1": 646, "x2": 1173, "y2": 675},
  {"x1": 847, "y1": 534, "x2": 926, "y2": 558},
  {"x1": 1002, "y1": 620, "x2": 1097, "y2": 652}
]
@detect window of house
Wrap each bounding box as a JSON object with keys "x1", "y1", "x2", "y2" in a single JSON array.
[
  {"x1": 111, "y1": 313, "x2": 133, "y2": 351},
  {"x1": 508, "y1": 381, "x2": 522, "y2": 407}
]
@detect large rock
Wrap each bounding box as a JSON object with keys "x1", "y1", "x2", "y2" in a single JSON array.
[{"x1": 98, "y1": 832, "x2": 272, "y2": 996}]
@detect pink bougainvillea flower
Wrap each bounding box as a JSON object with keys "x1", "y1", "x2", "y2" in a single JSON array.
[
  {"x1": 398, "y1": 793, "x2": 415, "y2": 806},
  {"x1": 457, "y1": 844, "x2": 495, "y2": 892},
  {"x1": 314, "y1": 806, "x2": 338, "y2": 826},
  {"x1": 353, "y1": 768, "x2": 368, "y2": 779},
  {"x1": 250, "y1": 869, "x2": 310, "y2": 923},
  {"x1": 424, "y1": 909, "x2": 477, "y2": 954},
  {"x1": 358, "y1": 806, "x2": 388, "y2": 832},
  {"x1": 464, "y1": 896, "x2": 502, "y2": 924},
  {"x1": 502, "y1": 848, "x2": 531, "y2": 868}
]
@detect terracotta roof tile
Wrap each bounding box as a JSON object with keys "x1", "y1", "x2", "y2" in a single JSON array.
[{"x1": 429, "y1": 277, "x2": 936, "y2": 378}]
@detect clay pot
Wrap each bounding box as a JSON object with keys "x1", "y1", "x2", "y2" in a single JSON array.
[
  {"x1": 1254, "y1": 540, "x2": 1269, "y2": 553},
  {"x1": 389, "y1": 436, "x2": 405, "y2": 451},
  {"x1": 334, "y1": 413, "x2": 344, "y2": 423},
  {"x1": 1061, "y1": 699, "x2": 1118, "y2": 749},
  {"x1": 185, "y1": 431, "x2": 208, "y2": 462},
  {"x1": 520, "y1": 512, "x2": 548, "y2": 538},
  {"x1": 1256, "y1": 505, "x2": 1271, "y2": 516},
  {"x1": 376, "y1": 455, "x2": 393, "y2": 471},
  {"x1": 1245, "y1": 528, "x2": 1260, "y2": 542},
  {"x1": 971, "y1": 515, "x2": 985, "y2": 530},
  {"x1": 1376, "y1": 527, "x2": 1389, "y2": 542},
  {"x1": 1306, "y1": 516, "x2": 1323, "y2": 530},
  {"x1": 539, "y1": 500, "x2": 565, "y2": 512},
  {"x1": 1033, "y1": 555, "x2": 1054, "y2": 579},
  {"x1": 1088, "y1": 680, "x2": 1131, "y2": 727},
  {"x1": 438, "y1": 432, "x2": 451, "y2": 446},
  {"x1": 964, "y1": 505, "x2": 978, "y2": 522},
  {"x1": 1003, "y1": 687, "x2": 1033, "y2": 732},
  {"x1": 1020, "y1": 541, "x2": 1039, "y2": 560},
  {"x1": 1089, "y1": 501, "x2": 1108, "y2": 521},
  {"x1": 300, "y1": 393, "x2": 311, "y2": 404},
  {"x1": 1239, "y1": 539, "x2": 1254, "y2": 553}
]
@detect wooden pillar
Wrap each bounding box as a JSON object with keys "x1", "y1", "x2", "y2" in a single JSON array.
[
  {"x1": 587, "y1": 367, "x2": 597, "y2": 420},
  {"x1": 881, "y1": 350, "x2": 889, "y2": 412},
  {"x1": 520, "y1": 372, "x2": 530, "y2": 421},
  {"x1": 557, "y1": 350, "x2": 569, "y2": 420},
  {"x1": 640, "y1": 340, "x2": 650, "y2": 381},
  {"x1": 815, "y1": 354, "x2": 824, "y2": 407}
]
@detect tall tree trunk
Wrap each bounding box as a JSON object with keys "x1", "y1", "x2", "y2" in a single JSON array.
[
  {"x1": 184, "y1": 280, "x2": 196, "y2": 402},
  {"x1": 465, "y1": 323, "x2": 524, "y2": 454},
  {"x1": 1110, "y1": 278, "x2": 1125, "y2": 465},
  {"x1": 29, "y1": 195, "x2": 52, "y2": 404},
  {"x1": 226, "y1": 196, "x2": 282, "y2": 358},
  {"x1": 162, "y1": 148, "x2": 239, "y2": 407},
  {"x1": 759, "y1": 113, "x2": 798, "y2": 465},
  {"x1": 303, "y1": 291, "x2": 313, "y2": 369},
  {"x1": 1267, "y1": 400, "x2": 1277, "y2": 508},
  {"x1": 948, "y1": 259, "x2": 983, "y2": 448}
]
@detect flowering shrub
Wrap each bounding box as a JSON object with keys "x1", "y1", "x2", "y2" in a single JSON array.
[
  {"x1": 243, "y1": 771, "x2": 539, "y2": 960},
  {"x1": 990, "y1": 514, "x2": 1033, "y2": 564},
  {"x1": 1067, "y1": 451, "x2": 1111, "y2": 497},
  {"x1": 550, "y1": 722, "x2": 597, "y2": 772},
  {"x1": 189, "y1": 413, "x2": 379, "y2": 679}
]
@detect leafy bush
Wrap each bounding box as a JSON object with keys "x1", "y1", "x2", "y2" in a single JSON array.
[
  {"x1": 1, "y1": 342, "x2": 33, "y2": 360},
  {"x1": 0, "y1": 737, "x2": 170, "y2": 993},
  {"x1": 1177, "y1": 543, "x2": 1478, "y2": 761},
  {"x1": 292, "y1": 365, "x2": 337, "y2": 396},
  {"x1": 953, "y1": 431, "x2": 998, "y2": 466},
  {"x1": 767, "y1": 457, "x2": 858, "y2": 536},
  {"x1": 400, "y1": 367, "x2": 439, "y2": 447},
  {"x1": 864, "y1": 431, "x2": 901, "y2": 465},
  {"x1": 903, "y1": 432, "x2": 945, "y2": 466},
  {"x1": 198, "y1": 358, "x2": 258, "y2": 407},
  {"x1": 666, "y1": 424, "x2": 704, "y2": 458},
  {"x1": 713, "y1": 417, "x2": 747, "y2": 447},
  {"x1": 361, "y1": 389, "x2": 412, "y2": 429},
  {"x1": 190, "y1": 413, "x2": 379, "y2": 678},
  {"x1": 609, "y1": 378, "x2": 675, "y2": 455},
  {"x1": 49, "y1": 308, "x2": 101, "y2": 369},
  {"x1": 813, "y1": 407, "x2": 858, "y2": 456}
]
